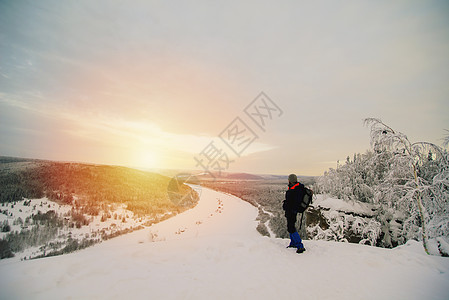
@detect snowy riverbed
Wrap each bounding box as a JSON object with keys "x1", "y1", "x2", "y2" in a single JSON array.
[{"x1": 1, "y1": 187, "x2": 448, "y2": 299}]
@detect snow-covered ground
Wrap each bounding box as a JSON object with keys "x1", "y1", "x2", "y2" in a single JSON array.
[
  {"x1": 0, "y1": 198, "x2": 161, "y2": 259},
  {"x1": 0, "y1": 198, "x2": 150, "y2": 238},
  {"x1": 312, "y1": 194, "x2": 376, "y2": 216},
  {"x1": 1, "y1": 187, "x2": 449, "y2": 299}
]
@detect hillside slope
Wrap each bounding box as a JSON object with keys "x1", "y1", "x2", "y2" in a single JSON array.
[
  {"x1": 0, "y1": 160, "x2": 199, "y2": 258},
  {"x1": 1, "y1": 187, "x2": 448, "y2": 299}
]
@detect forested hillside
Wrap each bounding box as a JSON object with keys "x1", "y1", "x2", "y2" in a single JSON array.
[{"x1": 0, "y1": 158, "x2": 199, "y2": 259}]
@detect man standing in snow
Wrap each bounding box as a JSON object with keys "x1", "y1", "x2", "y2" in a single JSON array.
[{"x1": 283, "y1": 174, "x2": 306, "y2": 254}]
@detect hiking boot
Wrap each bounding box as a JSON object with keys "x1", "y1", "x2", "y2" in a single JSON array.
[{"x1": 296, "y1": 247, "x2": 306, "y2": 254}]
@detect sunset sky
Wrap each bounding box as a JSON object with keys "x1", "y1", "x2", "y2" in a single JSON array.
[{"x1": 1, "y1": 1, "x2": 448, "y2": 176}]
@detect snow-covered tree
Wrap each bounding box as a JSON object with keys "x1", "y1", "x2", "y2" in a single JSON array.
[
  {"x1": 364, "y1": 118, "x2": 449, "y2": 254},
  {"x1": 314, "y1": 118, "x2": 448, "y2": 255},
  {"x1": 314, "y1": 151, "x2": 379, "y2": 203}
]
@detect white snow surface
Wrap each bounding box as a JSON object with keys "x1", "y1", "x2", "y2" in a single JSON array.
[
  {"x1": 1, "y1": 187, "x2": 449, "y2": 300},
  {"x1": 312, "y1": 194, "x2": 376, "y2": 216}
]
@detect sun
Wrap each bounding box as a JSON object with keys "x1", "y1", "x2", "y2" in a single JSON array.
[{"x1": 137, "y1": 150, "x2": 160, "y2": 169}]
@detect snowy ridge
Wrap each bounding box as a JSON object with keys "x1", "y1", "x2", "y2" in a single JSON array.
[{"x1": 1, "y1": 187, "x2": 449, "y2": 299}]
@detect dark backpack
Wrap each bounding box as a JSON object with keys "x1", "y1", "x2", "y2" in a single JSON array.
[{"x1": 297, "y1": 187, "x2": 313, "y2": 213}]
